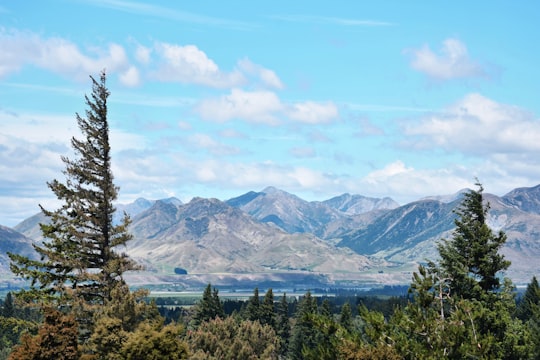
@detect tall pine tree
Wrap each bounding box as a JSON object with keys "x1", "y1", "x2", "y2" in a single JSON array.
[
  {"x1": 437, "y1": 181, "x2": 510, "y2": 301},
  {"x1": 9, "y1": 70, "x2": 137, "y2": 308}
]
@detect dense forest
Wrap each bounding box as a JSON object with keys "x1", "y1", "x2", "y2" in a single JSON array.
[{"x1": 1, "y1": 72, "x2": 540, "y2": 359}]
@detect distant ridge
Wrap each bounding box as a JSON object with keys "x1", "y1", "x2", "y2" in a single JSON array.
[{"x1": 4, "y1": 184, "x2": 540, "y2": 285}]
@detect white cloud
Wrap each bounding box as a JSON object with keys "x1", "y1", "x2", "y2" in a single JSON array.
[
  {"x1": 354, "y1": 161, "x2": 474, "y2": 203},
  {"x1": 403, "y1": 93, "x2": 540, "y2": 155},
  {"x1": 408, "y1": 38, "x2": 487, "y2": 80},
  {"x1": 196, "y1": 89, "x2": 283, "y2": 124},
  {"x1": 286, "y1": 101, "x2": 338, "y2": 124},
  {"x1": 237, "y1": 58, "x2": 284, "y2": 89},
  {"x1": 0, "y1": 29, "x2": 285, "y2": 92},
  {"x1": 135, "y1": 44, "x2": 151, "y2": 64},
  {"x1": 0, "y1": 28, "x2": 131, "y2": 81},
  {"x1": 118, "y1": 65, "x2": 140, "y2": 86},
  {"x1": 152, "y1": 42, "x2": 245, "y2": 88},
  {"x1": 195, "y1": 89, "x2": 339, "y2": 125},
  {"x1": 187, "y1": 133, "x2": 240, "y2": 156}
]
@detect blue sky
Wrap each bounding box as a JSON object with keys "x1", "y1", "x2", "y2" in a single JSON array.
[{"x1": 1, "y1": 1, "x2": 540, "y2": 226}]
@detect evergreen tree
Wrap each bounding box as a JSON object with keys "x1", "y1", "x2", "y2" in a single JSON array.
[
  {"x1": 275, "y1": 293, "x2": 290, "y2": 357},
  {"x1": 244, "y1": 287, "x2": 260, "y2": 322},
  {"x1": 437, "y1": 181, "x2": 510, "y2": 301},
  {"x1": 359, "y1": 183, "x2": 532, "y2": 359},
  {"x1": 320, "y1": 299, "x2": 332, "y2": 318},
  {"x1": 1, "y1": 293, "x2": 14, "y2": 318},
  {"x1": 260, "y1": 288, "x2": 275, "y2": 329},
  {"x1": 9, "y1": 71, "x2": 137, "y2": 312},
  {"x1": 211, "y1": 287, "x2": 224, "y2": 319},
  {"x1": 288, "y1": 291, "x2": 318, "y2": 360},
  {"x1": 517, "y1": 276, "x2": 540, "y2": 359},
  {"x1": 516, "y1": 275, "x2": 540, "y2": 321},
  {"x1": 339, "y1": 302, "x2": 353, "y2": 332},
  {"x1": 192, "y1": 284, "x2": 223, "y2": 327}
]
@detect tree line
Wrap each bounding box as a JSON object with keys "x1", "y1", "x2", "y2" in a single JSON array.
[{"x1": 1, "y1": 71, "x2": 540, "y2": 359}]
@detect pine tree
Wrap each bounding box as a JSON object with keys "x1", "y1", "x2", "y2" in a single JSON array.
[
  {"x1": 517, "y1": 276, "x2": 540, "y2": 359},
  {"x1": 437, "y1": 181, "x2": 510, "y2": 301},
  {"x1": 192, "y1": 284, "x2": 223, "y2": 327},
  {"x1": 339, "y1": 302, "x2": 353, "y2": 332},
  {"x1": 9, "y1": 71, "x2": 137, "y2": 310},
  {"x1": 275, "y1": 293, "x2": 290, "y2": 357},
  {"x1": 320, "y1": 299, "x2": 332, "y2": 318},
  {"x1": 517, "y1": 275, "x2": 540, "y2": 321},
  {"x1": 366, "y1": 182, "x2": 532, "y2": 359},
  {"x1": 288, "y1": 291, "x2": 318, "y2": 360},
  {"x1": 260, "y1": 288, "x2": 276, "y2": 329},
  {"x1": 2, "y1": 292, "x2": 14, "y2": 318},
  {"x1": 245, "y1": 287, "x2": 260, "y2": 322}
]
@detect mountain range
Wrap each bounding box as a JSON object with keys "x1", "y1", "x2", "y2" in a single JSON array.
[{"x1": 2, "y1": 185, "x2": 540, "y2": 287}]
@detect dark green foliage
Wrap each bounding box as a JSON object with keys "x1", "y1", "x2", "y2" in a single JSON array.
[
  {"x1": 516, "y1": 275, "x2": 540, "y2": 321},
  {"x1": 275, "y1": 293, "x2": 290, "y2": 356},
  {"x1": 320, "y1": 298, "x2": 332, "y2": 318},
  {"x1": 4, "y1": 72, "x2": 162, "y2": 358},
  {"x1": 192, "y1": 284, "x2": 224, "y2": 327},
  {"x1": 1, "y1": 293, "x2": 14, "y2": 318},
  {"x1": 356, "y1": 183, "x2": 532, "y2": 359},
  {"x1": 260, "y1": 288, "x2": 276, "y2": 329},
  {"x1": 244, "y1": 287, "x2": 260, "y2": 322},
  {"x1": 9, "y1": 71, "x2": 138, "y2": 312},
  {"x1": 339, "y1": 302, "x2": 354, "y2": 332},
  {"x1": 438, "y1": 181, "x2": 510, "y2": 301},
  {"x1": 288, "y1": 291, "x2": 319, "y2": 360},
  {"x1": 517, "y1": 276, "x2": 540, "y2": 359}
]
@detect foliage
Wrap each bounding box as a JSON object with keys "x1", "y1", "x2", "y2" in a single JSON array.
[
  {"x1": 0, "y1": 316, "x2": 37, "y2": 359},
  {"x1": 516, "y1": 275, "x2": 540, "y2": 321},
  {"x1": 244, "y1": 287, "x2": 260, "y2": 322},
  {"x1": 82, "y1": 283, "x2": 162, "y2": 359},
  {"x1": 339, "y1": 302, "x2": 354, "y2": 332},
  {"x1": 187, "y1": 316, "x2": 279, "y2": 359},
  {"x1": 259, "y1": 288, "x2": 276, "y2": 329},
  {"x1": 8, "y1": 71, "x2": 138, "y2": 322},
  {"x1": 120, "y1": 322, "x2": 189, "y2": 360},
  {"x1": 8, "y1": 307, "x2": 79, "y2": 360},
  {"x1": 5, "y1": 71, "x2": 158, "y2": 358},
  {"x1": 288, "y1": 291, "x2": 319, "y2": 360},
  {"x1": 358, "y1": 183, "x2": 532, "y2": 359},
  {"x1": 437, "y1": 181, "x2": 510, "y2": 302},
  {"x1": 275, "y1": 292, "x2": 290, "y2": 356},
  {"x1": 191, "y1": 284, "x2": 224, "y2": 327},
  {"x1": 517, "y1": 276, "x2": 540, "y2": 359}
]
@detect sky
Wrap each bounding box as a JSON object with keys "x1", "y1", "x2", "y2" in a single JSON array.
[{"x1": 1, "y1": 1, "x2": 540, "y2": 227}]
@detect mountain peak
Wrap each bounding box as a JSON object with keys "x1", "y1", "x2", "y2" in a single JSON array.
[{"x1": 261, "y1": 186, "x2": 285, "y2": 195}]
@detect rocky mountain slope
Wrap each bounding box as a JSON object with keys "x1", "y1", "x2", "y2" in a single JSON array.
[
  {"x1": 0, "y1": 225, "x2": 36, "y2": 275},
  {"x1": 4, "y1": 184, "x2": 540, "y2": 285},
  {"x1": 127, "y1": 197, "x2": 379, "y2": 276},
  {"x1": 226, "y1": 186, "x2": 398, "y2": 238}
]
